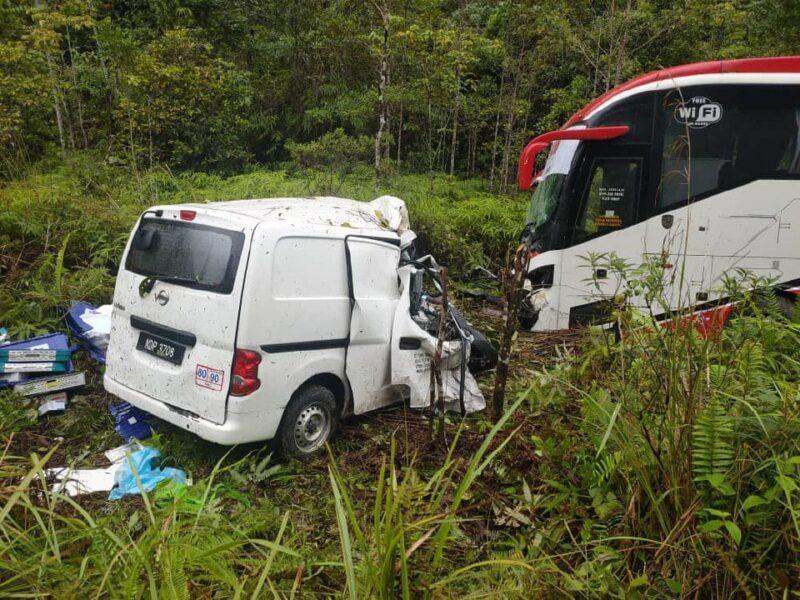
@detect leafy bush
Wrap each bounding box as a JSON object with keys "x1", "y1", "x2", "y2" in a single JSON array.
[
  {"x1": 0, "y1": 154, "x2": 525, "y2": 335},
  {"x1": 510, "y1": 260, "x2": 800, "y2": 596},
  {"x1": 286, "y1": 128, "x2": 372, "y2": 194}
]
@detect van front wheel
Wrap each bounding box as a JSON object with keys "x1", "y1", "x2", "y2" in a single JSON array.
[{"x1": 278, "y1": 385, "x2": 338, "y2": 459}]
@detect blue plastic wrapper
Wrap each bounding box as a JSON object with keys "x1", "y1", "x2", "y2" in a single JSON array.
[
  {"x1": 65, "y1": 301, "x2": 108, "y2": 364},
  {"x1": 109, "y1": 447, "x2": 187, "y2": 500},
  {"x1": 109, "y1": 401, "x2": 153, "y2": 440}
]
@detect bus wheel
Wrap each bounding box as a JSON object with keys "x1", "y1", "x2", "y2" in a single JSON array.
[{"x1": 777, "y1": 295, "x2": 797, "y2": 321}]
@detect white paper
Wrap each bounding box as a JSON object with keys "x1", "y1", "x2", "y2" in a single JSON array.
[
  {"x1": 46, "y1": 466, "x2": 118, "y2": 497},
  {"x1": 37, "y1": 392, "x2": 68, "y2": 417},
  {"x1": 79, "y1": 305, "x2": 112, "y2": 335},
  {"x1": 104, "y1": 441, "x2": 141, "y2": 463}
]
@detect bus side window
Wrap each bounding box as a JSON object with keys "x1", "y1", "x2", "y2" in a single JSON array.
[
  {"x1": 575, "y1": 158, "x2": 641, "y2": 244},
  {"x1": 658, "y1": 85, "x2": 800, "y2": 208}
]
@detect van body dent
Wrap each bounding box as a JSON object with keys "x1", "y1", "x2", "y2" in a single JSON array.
[{"x1": 104, "y1": 196, "x2": 489, "y2": 454}]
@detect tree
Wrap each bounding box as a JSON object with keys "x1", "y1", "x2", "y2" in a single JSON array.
[
  {"x1": 286, "y1": 127, "x2": 372, "y2": 194},
  {"x1": 115, "y1": 28, "x2": 252, "y2": 170}
]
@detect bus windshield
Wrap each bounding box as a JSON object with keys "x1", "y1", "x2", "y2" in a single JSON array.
[{"x1": 526, "y1": 139, "x2": 580, "y2": 232}]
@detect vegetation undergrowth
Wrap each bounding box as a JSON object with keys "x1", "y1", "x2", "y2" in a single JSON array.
[
  {"x1": 510, "y1": 266, "x2": 800, "y2": 596},
  {"x1": 0, "y1": 152, "x2": 525, "y2": 337}
]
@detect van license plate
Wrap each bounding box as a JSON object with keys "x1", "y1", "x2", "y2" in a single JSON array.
[{"x1": 136, "y1": 332, "x2": 185, "y2": 365}]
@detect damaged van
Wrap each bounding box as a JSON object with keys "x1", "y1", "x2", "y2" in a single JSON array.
[{"x1": 104, "y1": 196, "x2": 496, "y2": 457}]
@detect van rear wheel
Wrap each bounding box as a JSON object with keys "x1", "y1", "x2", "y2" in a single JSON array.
[{"x1": 278, "y1": 384, "x2": 338, "y2": 459}]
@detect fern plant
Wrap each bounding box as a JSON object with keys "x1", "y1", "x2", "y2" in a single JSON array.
[{"x1": 692, "y1": 396, "x2": 735, "y2": 497}]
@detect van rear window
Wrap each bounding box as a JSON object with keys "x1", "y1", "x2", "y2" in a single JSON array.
[{"x1": 125, "y1": 218, "x2": 245, "y2": 294}]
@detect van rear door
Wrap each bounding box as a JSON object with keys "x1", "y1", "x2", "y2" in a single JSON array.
[{"x1": 106, "y1": 208, "x2": 251, "y2": 424}]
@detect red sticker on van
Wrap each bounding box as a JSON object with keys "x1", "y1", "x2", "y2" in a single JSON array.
[{"x1": 195, "y1": 364, "x2": 225, "y2": 392}]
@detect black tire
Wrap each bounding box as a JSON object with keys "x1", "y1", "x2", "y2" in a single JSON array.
[
  {"x1": 277, "y1": 384, "x2": 339, "y2": 459},
  {"x1": 777, "y1": 294, "x2": 797, "y2": 321}
]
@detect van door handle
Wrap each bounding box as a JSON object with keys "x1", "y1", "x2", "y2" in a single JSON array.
[{"x1": 399, "y1": 337, "x2": 422, "y2": 350}]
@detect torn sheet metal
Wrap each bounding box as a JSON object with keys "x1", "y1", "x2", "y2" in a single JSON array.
[{"x1": 391, "y1": 265, "x2": 486, "y2": 414}]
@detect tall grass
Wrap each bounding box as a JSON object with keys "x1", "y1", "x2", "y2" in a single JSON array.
[
  {"x1": 0, "y1": 397, "x2": 531, "y2": 597},
  {"x1": 511, "y1": 261, "x2": 800, "y2": 596}
]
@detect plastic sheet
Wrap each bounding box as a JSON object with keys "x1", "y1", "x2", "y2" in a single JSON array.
[
  {"x1": 109, "y1": 401, "x2": 153, "y2": 440},
  {"x1": 65, "y1": 301, "x2": 111, "y2": 363},
  {"x1": 109, "y1": 447, "x2": 187, "y2": 500}
]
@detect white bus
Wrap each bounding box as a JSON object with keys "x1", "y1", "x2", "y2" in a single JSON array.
[{"x1": 517, "y1": 56, "x2": 800, "y2": 331}]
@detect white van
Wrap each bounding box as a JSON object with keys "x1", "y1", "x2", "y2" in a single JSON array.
[{"x1": 104, "y1": 197, "x2": 495, "y2": 457}]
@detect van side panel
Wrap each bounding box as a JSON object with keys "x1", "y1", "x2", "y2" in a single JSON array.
[{"x1": 233, "y1": 228, "x2": 351, "y2": 421}]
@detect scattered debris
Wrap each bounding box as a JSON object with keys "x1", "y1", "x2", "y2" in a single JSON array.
[
  {"x1": 460, "y1": 289, "x2": 503, "y2": 305},
  {"x1": 104, "y1": 440, "x2": 142, "y2": 463},
  {"x1": 46, "y1": 465, "x2": 119, "y2": 497},
  {"x1": 37, "y1": 392, "x2": 68, "y2": 417},
  {"x1": 13, "y1": 372, "x2": 86, "y2": 397},
  {"x1": 42, "y1": 440, "x2": 180, "y2": 499},
  {"x1": 109, "y1": 447, "x2": 188, "y2": 500},
  {"x1": 0, "y1": 333, "x2": 73, "y2": 390},
  {"x1": 109, "y1": 402, "x2": 153, "y2": 441},
  {"x1": 66, "y1": 301, "x2": 111, "y2": 363}
]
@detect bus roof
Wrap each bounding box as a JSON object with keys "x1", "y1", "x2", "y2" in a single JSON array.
[{"x1": 563, "y1": 56, "x2": 800, "y2": 129}]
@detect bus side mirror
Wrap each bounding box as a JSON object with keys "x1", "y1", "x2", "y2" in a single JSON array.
[{"x1": 517, "y1": 125, "x2": 631, "y2": 191}]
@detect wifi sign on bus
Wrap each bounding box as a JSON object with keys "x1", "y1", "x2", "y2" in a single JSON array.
[{"x1": 674, "y1": 96, "x2": 723, "y2": 129}]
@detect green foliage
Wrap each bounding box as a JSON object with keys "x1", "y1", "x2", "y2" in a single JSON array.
[
  {"x1": 286, "y1": 128, "x2": 372, "y2": 194},
  {"x1": 0, "y1": 156, "x2": 523, "y2": 335},
  {"x1": 4, "y1": 0, "x2": 798, "y2": 183},
  {"x1": 518, "y1": 260, "x2": 800, "y2": 596},
  {"x1": 117, "y1": 28, "x2": 253, "y2": 170}
]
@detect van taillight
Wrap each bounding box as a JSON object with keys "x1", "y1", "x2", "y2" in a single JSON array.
[
  {"x1": 180, "y1": 210, "x2": 196, "y2": 221},
  {"x1": 230, "y1": 349, "x2": 261, "y2": 396}
]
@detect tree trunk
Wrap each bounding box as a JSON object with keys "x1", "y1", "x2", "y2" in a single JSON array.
[
  {"x1": 491, "y1": 246, "x2": 527, "y2": 422},
  {"x1": 396, "y1": 102, "x2": 403, "y2": 167},
  {"x1": 66, "y1": 26, "x2": 88, "y2": 148},
  {"x1": 449, "y1": 65, "x2": 461, "y2": 176},
  {"x1": 432, "y1": 268, "x2": 449, "y2": 442},
  {"x1": 46, "y1": 53, "x2": 66, "y2": 152},
  {"x1": 448, "y1": 0, "x2": 465, "y2": 177},
  {"x1": 489, "y1": 60, "x2": 507, "y2": 191},
  {"x1": 373, "y1": 5, "x2": 390, "y2": 195},
  {"x1": 613, "y1": 0, "x2": 632, "y2": 86},
  {"x1": 499, "y1": 46, "x2": 525, "y2": 193}
]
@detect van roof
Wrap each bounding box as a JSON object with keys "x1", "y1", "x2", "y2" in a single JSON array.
[{"x1": 172, "y1": 196, "x2": 403, "y2": 234}]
